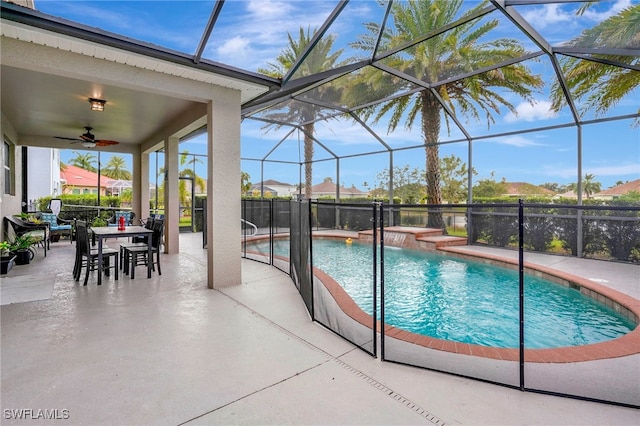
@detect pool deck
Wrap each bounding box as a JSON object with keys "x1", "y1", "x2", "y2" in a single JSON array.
[{"x1": 1, "y1": 233, "x2": 639, "y2": 425}]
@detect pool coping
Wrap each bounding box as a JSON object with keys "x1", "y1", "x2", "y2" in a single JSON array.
[{"x1": 244, "y1": 233, "x2": 640, "y2": 363}]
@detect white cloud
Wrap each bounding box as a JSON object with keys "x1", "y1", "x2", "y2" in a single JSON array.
[
  {"x1": 205, "y1": 0, "x2": 335, "y2": 70},
  {"x1": 246, "y1": 0, "x2": 293, "y2": 19},
  {"x1": 589, "y1": 163, "x2": 640, "y2": 176},
  {"x1": 484, "y1": 135, "x2": 545, "y2": 148},
  {"x1": 520, "y1": 0, "x2": 633, "y2": 32},
  {"x1": 520, "y1": 4, "x2": 573, "y2": 29},
  {"x1": 581, "y1": 0, "x2": 633, "y2": 22},
  {"x1": 216, "y1": 36, "x2": 252, "y2": 61},
  {"x1": 505, "y1": 100, "x2": 556, "y2": 123}
]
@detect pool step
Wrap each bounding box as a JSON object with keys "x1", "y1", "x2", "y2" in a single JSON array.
[
  {"x1": 415, "y1": 235, "x2": 468, "y2": 251},
  {"x1": 358, "y1": 226, "x2": 467, "y2": 251}
]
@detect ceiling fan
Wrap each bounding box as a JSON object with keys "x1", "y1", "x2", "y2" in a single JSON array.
[{"x1": 55, "y1": 126, "x2": 120, "y2": 148}]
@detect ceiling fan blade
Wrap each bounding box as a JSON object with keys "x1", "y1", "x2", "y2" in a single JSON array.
[
  {"x1": 95, "y1": 140, "x2": 119, "y2": 146},
  {"x1": 54, "y1": 136, "x2": 82, "y2": 141}
]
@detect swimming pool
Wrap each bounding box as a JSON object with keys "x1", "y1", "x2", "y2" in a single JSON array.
[{"x1": 256, "y1": 239, "x2": 636, "y2": 349}]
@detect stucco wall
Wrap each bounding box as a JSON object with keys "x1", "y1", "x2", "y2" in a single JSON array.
[{"x1": 1, "y1": 111, "x2": 24, "y2": 232}]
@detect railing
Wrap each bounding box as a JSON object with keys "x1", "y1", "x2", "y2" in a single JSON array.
[{"x1": 241, "y1": 219, "x2": 258, "y2": 237}]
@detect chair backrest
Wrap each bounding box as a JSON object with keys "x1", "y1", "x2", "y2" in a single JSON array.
[
  {"x1": 40, "y1": 213, "x2": 58, "y2": 227},
  {"x1": 49, "y1": 199, "x2": 62, "y2": 216},
  {"x1": 143, "y1": 218, "x2": 155, "y2": 230},
  {"x1": 75, "y1": 221, "x2": 91, "y2": 256},
  {"x1": 151, "y1": 218, "x2": 164, "y2": 249},
  {"x1": 115, "y1": 211, "x2": 133, "y2": 225},
  {"x1": 4, "y1": 217, "x2": 17, "y2": 243}
]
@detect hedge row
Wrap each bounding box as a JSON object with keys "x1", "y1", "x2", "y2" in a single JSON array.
[{"x1": 470, "y1": 198, "x2": 640, "y2": 263}]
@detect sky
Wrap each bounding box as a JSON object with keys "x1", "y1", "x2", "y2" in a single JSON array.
[{"x1": 46, "y1": 0, "x2": 640, "y2": 192}]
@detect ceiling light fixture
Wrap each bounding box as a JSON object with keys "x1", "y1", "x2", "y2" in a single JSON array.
[
  {"x1": 81, "y1": 141, "x2": 96, "y2": 148},
  {"x1": 89, "y1": 97, "x2": 106, "y2": 112}
]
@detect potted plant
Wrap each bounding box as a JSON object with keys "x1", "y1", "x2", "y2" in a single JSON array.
[
  {"x1": 0, "y1": 241, "x2": 16, "y2": 274},
  {"x1": 9, "y1": 234, "x2": 36, "y2": 265}
]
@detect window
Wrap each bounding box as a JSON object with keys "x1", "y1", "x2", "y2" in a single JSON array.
[{"x1": 3, "y1": 138, "x2": 15, "y2": 195}]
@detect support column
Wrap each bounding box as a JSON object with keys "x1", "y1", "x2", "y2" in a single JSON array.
[
  {"x1": 207, "y1": 87, "x2": 241, "y2": 289},
  {"x1": 165, "y1": 136, "x2": 180, "y2": 254},
  {"x1": 140, "y1": 151, "x2": 150, "y2": 222},
  {"x1": 131, "y1": 151, "x2": 142, "y2": 224}
]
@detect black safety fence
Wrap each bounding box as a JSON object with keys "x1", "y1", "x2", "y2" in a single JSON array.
[
  {"x1": 310, "y1": 201, "x2": 378, "y2": 356},
  {"x1": 290, "y1": 201, "x2": 311, "y2": 312},
  {"x1": 240, "y1": 198, "x2": 639, "y2": 407},
  {"x1": 380, "y1": 201, "x2": 639, "y2": 408},
  {"x1": 241, "y1": 199, "x2": 275, "y2": 268}
]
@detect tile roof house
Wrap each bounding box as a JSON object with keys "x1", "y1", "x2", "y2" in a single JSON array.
[
  {"x1": 60, "y1": 165, "x2": 113, "y2": 196},
  {"x1": 554, "y1": 190, "x2": 587, "y2": 199},
  {"x1": 504, "y1": 182, "x2": 555, "y2": 197},
  {"x1": 311, "y1": 180, "x2": 367, "y2": 199},
  {"x1": 249, "y1": 180, "x2": 299, "y2": 197},
  {"x1": 593, "y1": 179, "x2": 640, "y2": 200}
]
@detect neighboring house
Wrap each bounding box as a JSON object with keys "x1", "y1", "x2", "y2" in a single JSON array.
[
  {"x1": 249, "y1": 180, "x2": 299, "y2": 197},
  {"x1": 27, "y1": 147, "x2": 62, "y2": 209},
  {"x1": 503, "y1": 182, "x2": 555, "y2": 197},
  {"x1": 593, "y1": 179, "x2": 640, "y2": 200},
  {"x1": 311, "y1": 180, "x2": 367, "y2": 199},
  {"x1": 554, "y1": 190, "x2": 587, "y2": 199},
  {"x1": 60, "y1": 166, "x2": 158, "y2": 202},
  {"x1": 106, "y1": 179, "x2": 132, "y2": 197},
  {"x1": 60, "y1": 165, "x2": 112, "y2": 196}
]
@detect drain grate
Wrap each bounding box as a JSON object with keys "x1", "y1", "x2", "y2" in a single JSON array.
[{"x1": 333, "y1": 357, "x2": 446, "y2": 426}]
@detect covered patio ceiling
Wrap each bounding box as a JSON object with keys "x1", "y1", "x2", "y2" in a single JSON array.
[{"x1": 1, "y1": 1, "x2": 278, "y2": 153}]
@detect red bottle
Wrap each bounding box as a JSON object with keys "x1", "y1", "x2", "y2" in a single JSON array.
[{"x1": 118, "y1": 215, "x2": 125, "y2": 230}]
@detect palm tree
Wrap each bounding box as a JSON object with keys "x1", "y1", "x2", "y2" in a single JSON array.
[
  {"x1": 68, "y1": 150, "x2": 97, "y2": 172},
  {"x1": 582, "y1": 173, "x2": 602, "y2": 199},
  {"x1": 567, "y1": 173, "x2": 602, "y2": 199},
  {"x1": 350, "y1": 0, "x2": 543, "y2": 229},
  {"x1": 157, "y1": 151, "x2": 206, "y2": 208},
  {"x1": 178, "y1": 151, "x2": 206, "y2": 209},
  {"x1": 241, "y1": 171, "x2": 251, "y2": 194},
  {"x1": 550, "y1": 3, "x2": 640, "y2": 125},
  {"x1": 258, "y1": 27, "x2": 347, "y2": 198},
  {"x1": 102, "y1": 155, "x2": 132, "y2": 180}
]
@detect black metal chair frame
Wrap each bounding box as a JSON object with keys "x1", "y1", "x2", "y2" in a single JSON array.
[
  {"x1": 74, "y1": 221, "x2": 119, "y2": 286},
  {"x1": 122, "y1": 219, "x2": 163, "y2": 279},
  {"x1": 118, "y1": 217, "x2": 154, "y2": 268},
  {"x1": 3, "y1": 215, "x2": 49, "y2": 256}
]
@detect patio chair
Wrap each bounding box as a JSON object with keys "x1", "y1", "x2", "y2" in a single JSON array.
[
  {"x1": 118, "y1": 217, "x2": 154, "y2": 268},
  {"x1": 122, "y1": 218, "x2": 163, "y2": 279},
  {"x1": 37, "y1": 212, "x2": 73, "y2": 243},
  {"x1": 107, "y1": 211, "x2": 136, "y2": 227},
  {"x1": 3, "y1": 215, "x2": 49, "y2": 257},
  {"x1": 75, "y1": 220, "x2": 118, "y2": 286}
]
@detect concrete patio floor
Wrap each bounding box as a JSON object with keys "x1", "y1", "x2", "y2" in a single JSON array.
[{"x1": 1, "y1": 233, "x2": 638, "y2": 425}]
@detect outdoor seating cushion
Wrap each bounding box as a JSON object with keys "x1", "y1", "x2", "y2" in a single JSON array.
[
  {"x1": 40, "y1": 213, "x2": 72, "y2": 231},
  {"x1": 108, "y1": 211, "x2": 134, "y2": 227}
]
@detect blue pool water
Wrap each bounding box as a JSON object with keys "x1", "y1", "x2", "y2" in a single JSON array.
[{"x1": 256, "y1": 239, "x2": 635, "y2": 349}]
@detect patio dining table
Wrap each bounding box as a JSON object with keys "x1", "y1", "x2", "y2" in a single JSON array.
[{"x1": 90, "y1": 226, "x2": 154, "y2": 285}]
